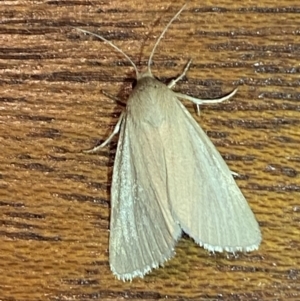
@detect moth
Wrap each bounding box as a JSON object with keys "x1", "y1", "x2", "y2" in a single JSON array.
[{"x1": 78, "y1": 4, "x2": 261, "y2": 281}]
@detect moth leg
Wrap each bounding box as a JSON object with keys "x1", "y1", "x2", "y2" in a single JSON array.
[
  {"x1": 176, "y1": 88, "x2": 238, "y2": 116},
  {"x1": 168, "y1": 59, "x2": 192, "y2": 89},
  {"x1": 231, "y1": 171, "x2": 242, "y2": 178},
  {"x1": 101, "y1": 90, "x2": 126, "y2": 106},
  {"x1": 83, "y1": 111, "x2": 125, "y2": 153}
]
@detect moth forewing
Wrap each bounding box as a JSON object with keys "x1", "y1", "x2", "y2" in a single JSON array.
[
  {"x1": 109, "y1": 108, "x2": 182, "y2": 281},
  {"x1": 166, "y1": 101, "x2": 261, "y2": 252}
]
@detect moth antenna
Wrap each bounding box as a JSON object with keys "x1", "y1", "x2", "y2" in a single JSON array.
[
  {"x1": 147, "y1": 3, "x2": 187, "y2": 75},
  {"x1": 75, "y1": 28, "x2": 139, "y2": 78}
]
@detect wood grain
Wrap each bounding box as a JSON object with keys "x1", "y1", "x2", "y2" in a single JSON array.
[{"x1": 1, "y1": 0, "x2": 300, "y2": 300}]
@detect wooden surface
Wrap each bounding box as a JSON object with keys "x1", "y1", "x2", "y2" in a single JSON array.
[{"x1": 1, "y1": 0, "x2": 300, "y2": 300}]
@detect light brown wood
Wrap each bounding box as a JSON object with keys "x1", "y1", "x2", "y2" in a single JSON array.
[{"x1": 1, "y1": 0, "x2": 300, "y2": 300}]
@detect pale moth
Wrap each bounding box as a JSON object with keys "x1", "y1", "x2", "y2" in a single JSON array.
[{"x1": 79, "y1": 4, "x2": 261, "y2": 281}]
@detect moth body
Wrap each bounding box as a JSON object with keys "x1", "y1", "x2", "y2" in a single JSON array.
[
  {"x1": 127, "y1": 75, "x2": 176, "y2": 127},
  {"x1": 78, "y1": 3, "x2": 262, "y2": 281}
]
